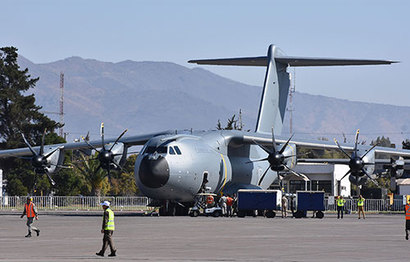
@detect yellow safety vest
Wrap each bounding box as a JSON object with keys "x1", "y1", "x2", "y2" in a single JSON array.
[
  {"x1": 357, "y1": 199, "x2": 364, "y2": 207},
  {"x1": 337, "y1": 199, "x2": 345, "y2": 207},
  {"x1": 104, "y1": 209, "x2": 115, "y2": 231}
]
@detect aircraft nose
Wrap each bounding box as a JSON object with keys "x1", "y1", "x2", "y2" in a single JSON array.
[{"x1": 139, "y1": 155, "x2": 170, "y2": 188}]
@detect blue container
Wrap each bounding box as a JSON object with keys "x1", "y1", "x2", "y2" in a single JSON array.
[
  {"x1": 297, "y1": 191, "x2": 325, "y2": 211},
  {"x1": 238, "y1": 190, "x2": 278, "y2": 211}
]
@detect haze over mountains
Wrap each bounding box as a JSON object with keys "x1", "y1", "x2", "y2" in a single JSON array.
[{"x1": 18, "y1": 56, "x2": 410, "y2": 147}]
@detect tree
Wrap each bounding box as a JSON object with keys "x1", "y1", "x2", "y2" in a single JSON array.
[
  {"x1": 371, "y1": 136, "x2": 393, "y2": 148},
  {"x1": 108, "y1": 154, "x2": 139, "y2": 196},
  {"x1": 0, "y1": 46, "x2": 62, "y2": 195},
  {"x1": 403, "y1": 139, "x2": 410, "y2": 150}
]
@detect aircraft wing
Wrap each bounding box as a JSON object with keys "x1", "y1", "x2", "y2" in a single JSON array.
[
  {"x1": 0, "y1": 130, "x2": 173, "y2": 158},
  {"x1": 238, "y1": 133, "x2": 410, "y2": 158}
]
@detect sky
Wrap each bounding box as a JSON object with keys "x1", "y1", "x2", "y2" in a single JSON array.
[{"x1": 2, "y1": 0, "x2": 410, "y2": 107}]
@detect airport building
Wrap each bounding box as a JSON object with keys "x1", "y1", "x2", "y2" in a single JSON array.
[{"x1": 280, "y1": 163, "x2": 351, "y2": 197}]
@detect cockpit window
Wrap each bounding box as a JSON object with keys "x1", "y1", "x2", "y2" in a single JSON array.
[
  {"x1": 174, "y1": 146, "x2": 182, "y2": 155},
  {"x1": 145, "y1": 146, "x2": 167, "y2": 154},
  {"x1": 169, "y1": 147, "x2": 175, "y2": 155}
]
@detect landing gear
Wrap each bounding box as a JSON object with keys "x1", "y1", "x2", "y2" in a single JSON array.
[{"x1": 158, "y1": 201, "x2": 190, "y2": 216}]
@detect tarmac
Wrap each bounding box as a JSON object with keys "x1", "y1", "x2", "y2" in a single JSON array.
[{"x1": 0, "y1": 213, "x2": 408, "y2": 262}]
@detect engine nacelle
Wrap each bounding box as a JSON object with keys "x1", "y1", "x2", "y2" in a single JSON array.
[
  {"x1": 282, "y1": 143, "x2": 297, "y2": 169},
  {"x1": 104, "y1": 142, "x2": 127, "y2": 169},
  {"x1": 39, "y1": 146, "x2": 65, "y2": 174},
  {"x1": 349, "y1": 175, "x2": 367, "y2": 186}
]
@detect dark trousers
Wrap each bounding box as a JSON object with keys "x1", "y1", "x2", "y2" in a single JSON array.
[
  {"x1": 101, "y1": 230, "x2": 116, "y2": 254},
  {"x1": 337, "y1": 206, "x2": 344, "y2": 219}
]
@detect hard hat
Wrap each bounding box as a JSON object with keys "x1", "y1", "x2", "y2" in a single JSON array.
[
  {"x1": 100, "y1": 201, "x2": 110, "y2": 207},
  {"x1": 27, "y1": 196, "x2": 33, "y2": 201}
]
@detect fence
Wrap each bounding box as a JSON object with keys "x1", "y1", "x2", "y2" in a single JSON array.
[
  {"x1": 0, "y1": 196, "x2": 406, "y2": 212},
  {"x1": 0, "y1": 196, "x2": 149, "y2": 211},
  {"x1": 325, "y1": 198, "x2": 404, "y2": 212}
]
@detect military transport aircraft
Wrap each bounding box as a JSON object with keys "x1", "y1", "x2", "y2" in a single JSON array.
[{"x1": 1, "y1": 44, "x2": 409, "y2": 215}]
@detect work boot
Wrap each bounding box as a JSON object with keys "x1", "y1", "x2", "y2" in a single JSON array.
[
  {"x1": 36, "y1": 229, "x2": 40, "y2": 237},
  {"x1": 25, "y1": 233, "x2": 31, "y2": 238},
  {"x1": 108, "y1": 250, "x2": 117, "y2": 257},
  {"x1": 406, "y1": 234, "x2": 409, "y2": 240},
  {"x1": 96, "y1": 251, "x2": 104, "y2": 257}
]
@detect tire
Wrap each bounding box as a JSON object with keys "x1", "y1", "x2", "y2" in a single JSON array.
[
  {"x1": 213, "y1": 210, "x2": 221, "y2": 217},
  {"x1": 237, "y1": 210, "x2": 246, "y2": 218},
  {"x1": 294, "y1": 210, "x2": 303, "y2": 219},
  {"x1": 192, "y1": 210, "x2": 199, "y2": 217},
  {"x1": 265, "y1": 210, "x2": 276, "y2": 218},
  {"x1": 316, "y1": 211, "x2": 324, "y2": 219}
]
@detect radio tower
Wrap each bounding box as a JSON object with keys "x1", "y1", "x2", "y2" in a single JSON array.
[
  {"x1": 288, "y1": 69, "x2": 296, "y2": 134},
  {"x1": 59, "y1": 72, "x2": 64, "y2": 137}
]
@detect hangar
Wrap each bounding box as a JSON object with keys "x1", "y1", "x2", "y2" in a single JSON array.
[{"x1": 278, "y1": 163, "x2": 351, "y2": 197}]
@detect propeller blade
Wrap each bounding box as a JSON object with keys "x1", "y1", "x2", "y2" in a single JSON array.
[
  {"x1": 109, "y1": 129, "x2": 128, "y2": 151},
  {"x1": 361, "y1": 168, "x2": 379, "y2": 186},
  {"x1": 21, "y1": 133, "x2": 37, "y2": 156},
  {"x1": 82, "y1": 136, "x2": 99, "y2": 152},
  {"x1": 354, "y1": 129, "x2": 360, "y2": 156},
  {"x1": 271, "y1": 127, "x2": 277, "y2": 152},
  {"x1": 334, "y1": 138, "x2": 352, "y2": 159},
  {"x1": 258, "y1": 164, "x2": 272, "y2": 186},
  {"x1": 279, "y1": 134, "x2": 294, "y2": 154},
  {"x1": 360, "y1": 143, "x2": 378, "y2": 160},
  {"x1": 40, "y1": 129, "x2": 46, "y2": 155},
  {"x1": 111, "y1": 160, "x2": 125, "y2": 172},
  {"x1": 284, "y1": 164, "x2": 309, "y2": 180},
  {"x1": 45, "y1": 172, "x2": 56, "y2": 186},
  {"x1": 107, "y1": 166, "x2": 112, "y2": 184},
  {"x1": 339, "y1": 169, "x2": 351, "y2": 181},
  {"x1": 284, "y1": 155, "x2": 297, "y2": 159},
  {"x1": 252, "y1": 139, "x2": 272, "y2": 154},
  {"x1": 245, "y1": 157, "x2": 269, "y2": 164},
  {"x1": 44, "y1": 146, "x2": 64, "y2": 159},
  {"x1": 101, "y1": 122, "x2": 105, "y2": 150}
]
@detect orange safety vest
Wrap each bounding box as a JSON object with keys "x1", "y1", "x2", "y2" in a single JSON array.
[
  {"x1": 405, "y1": 205, "x2": 410, "y2": 220},
  {"x1": 25, "y1": 203, "x2": 35, "y2": 218},
  {"x1": 226, "y1": 197, "x2": 233, "y2": 206}
]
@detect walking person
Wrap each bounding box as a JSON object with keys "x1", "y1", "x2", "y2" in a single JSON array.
[
  {"x1": 357, "y1": 195, "x2": 365, "y2": 219},
  {"x1": 219, "y1": 195, "x2": 227, "y2": 217},
  {"x1": 337, "y1": 196, "x2": 346, "y2": 219},
  {"x1": 96, "y1": 201, "x2": 117, "y2": 257},
  {"x1": 405, "y1": 199, "x2": 410, "y2": 240},
  {"x1": 20, "y1": 197, "x2": 40, "y2": 237},
  {"x1": 281, "y1": 195, "x2": 288, "y2": 218}
]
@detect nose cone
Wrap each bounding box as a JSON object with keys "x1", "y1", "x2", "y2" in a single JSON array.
[{"x1": 139, "y1": 155, "x2": 170, "y2": 188}]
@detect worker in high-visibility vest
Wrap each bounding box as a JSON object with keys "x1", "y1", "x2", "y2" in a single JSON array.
[
  {"x1": 20, "y1": 196, "x2": 40, "y2": 237},
  {"x1": 96, "y1": 201, "x2": 117, "y2": 257},
  {"x1": 357, "y1": 195, "x2": 365, "y2": 219},
  {"x1": 405, "y1": 199, "x2": 410, "y2": 240},
  {"x1": 336, "y1": 196, "x2": 346, "y2": 219}
]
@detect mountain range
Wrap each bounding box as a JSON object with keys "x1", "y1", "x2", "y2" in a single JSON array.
[{"x1": 17, "y1": 56, "x2": 410, "y2": 147}]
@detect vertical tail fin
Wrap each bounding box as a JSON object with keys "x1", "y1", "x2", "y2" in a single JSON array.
[
  {"x1": 255, "y1": 45, "x2": 289, "y2": 135},
  {"x1": 188, "y1": 45, "x2": 396, "y2": 135}
]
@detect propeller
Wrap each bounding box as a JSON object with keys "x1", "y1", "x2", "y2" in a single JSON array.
[
  {"x1": 21, "y1": 129, "x2": 62, "y2": 186},
  {"x1": 247, "y1": 128, "x2": 302, "y2": 186},
  {"x1": 383, "y1": 157, "x2": 405, "y2": 178},
  {"x1": 81, "y1": 123, "x2": 128, "y2": 183},
  {"x1": 334, "y1": 129, "x2": 379, "y2": 186}
]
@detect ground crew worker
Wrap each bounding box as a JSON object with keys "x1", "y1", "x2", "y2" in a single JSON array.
[
  {"x1": 20, "y1": 196, "x2": 40, "y2": 237},
  {"x1": 405, "y1": 200, "x2": 410, "y2": 240},
  {"x1": 357, "y1": 195, "x2": 365, "y2": 219},
  {"x1": 337, "y1": 196, "x2": 346, "y2": 219},
  {"x1": 219, "y1": 195, "x2": 227, "y2": 216},
  {"x1": 96, "y1": 201, "x2": 117, "y2": 257},
  {"x1": 226, "y1": 195, "x2": 234, "y2": 217},
  {"x1": 281, "y1": 195, "x2": 288, "y2": 218}
]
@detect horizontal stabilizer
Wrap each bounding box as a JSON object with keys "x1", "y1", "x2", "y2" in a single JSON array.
[{"x1": 188, "y1": 56, "x2": 398, "y2": 67}]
